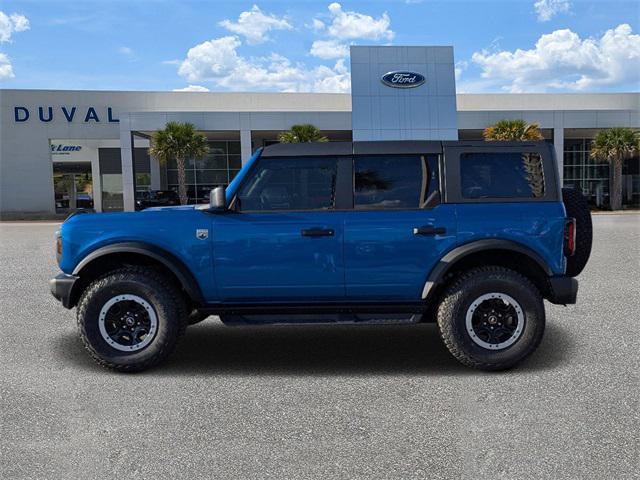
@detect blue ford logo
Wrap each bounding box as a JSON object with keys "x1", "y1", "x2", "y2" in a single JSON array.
[{"x1": 381, "y1": 71, "x2": 425, "y2": 88}]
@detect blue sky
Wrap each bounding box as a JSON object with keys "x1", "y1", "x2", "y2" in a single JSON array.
[{"x1": 0, "y1": 0, "x2": 638, "y2": 93}]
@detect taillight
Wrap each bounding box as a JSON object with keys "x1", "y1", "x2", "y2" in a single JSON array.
[{"x1": 564, "y1": 218, "x2": 576, "y2": 257}]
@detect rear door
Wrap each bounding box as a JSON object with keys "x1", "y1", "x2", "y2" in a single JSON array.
[
  {"x1": 343, "y1": 153, "x2": 458, "y2": 301},
  {"x1": 212, "y1": 156, "x2": 349, "y2": 302}
]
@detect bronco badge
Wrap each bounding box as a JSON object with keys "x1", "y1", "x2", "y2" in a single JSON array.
[{"x1": 196, "y1": 229, "x2": 208, "y2": 240}]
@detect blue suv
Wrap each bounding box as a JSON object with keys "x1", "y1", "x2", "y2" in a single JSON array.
[{"x1": 50, "y1": 141, "x2": 592, "y2": 372}]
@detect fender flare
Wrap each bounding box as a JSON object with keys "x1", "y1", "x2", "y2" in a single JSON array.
[
  {"x1": 422, "y1": 239, "x2": 553, "y2": 299},
  {"x1": 73, "y1": 242, "x2": 204, "y2": 305}
]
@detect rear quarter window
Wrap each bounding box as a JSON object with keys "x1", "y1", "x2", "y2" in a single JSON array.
[{"x1": 461, "y1": 152, "x2": 545, "y2": 199}]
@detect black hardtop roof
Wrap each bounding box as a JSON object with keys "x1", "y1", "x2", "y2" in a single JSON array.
[{"x1": 260, "y1": 140, "x2": 550, "y2": 157}]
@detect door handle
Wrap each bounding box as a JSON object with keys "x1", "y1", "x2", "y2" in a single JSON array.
[
  {"x1": 301, "y1": 228, "x2": 335, "y2": 237},
  {"x1": 413, "y1": 226, "x2": 446, "y2": 235}
]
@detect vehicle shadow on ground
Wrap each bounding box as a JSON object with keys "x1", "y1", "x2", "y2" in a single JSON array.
[{"x1": 55, "y1": 318, "x2": 573, "y2": 376}]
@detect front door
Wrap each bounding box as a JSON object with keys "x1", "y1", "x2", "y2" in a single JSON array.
[
  {"x1": 212, "y1": 156, "x2": 347, "y2": 302},
  {"x1": 343, "y1": 154, "x2": 458, "y2": 302}
]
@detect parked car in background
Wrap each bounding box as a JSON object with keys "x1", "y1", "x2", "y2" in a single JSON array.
[{"x1": 135, "y1": 190, "x2": 180, "y2": 210}]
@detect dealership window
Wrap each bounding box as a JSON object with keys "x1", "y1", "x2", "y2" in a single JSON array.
[
  {"x1": 134, "y1": 148, "x2": 151, "y2": 192},
  {"x1": 52, "y1": 163, "x2": 94, "y2": 213},
  {"x1": 99, "y1": 148, "x2": 124, "y2": 211},
  {"x1": 563, "y1": 137, "x2": 639, "y2": 208},
  {"x1": 166, "y1": 141, "x2": 241, "y2": 203},
  {"x1": 563, "y1": 138, "x2": 609, "y2": 207},
  {"x1": 461, "y1": 152, "x2": 545, "y2": 199}
]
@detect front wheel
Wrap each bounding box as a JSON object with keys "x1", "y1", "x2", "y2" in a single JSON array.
[
  {"x1": 76, "y1": 267, "x2": 187, "y2": 372},
  {"x1": 437, "y1": 266, "x2": 545, "y2": 371}
]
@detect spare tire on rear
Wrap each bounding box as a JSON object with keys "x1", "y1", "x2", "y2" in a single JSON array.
[{"x1": 562, "y1": 187, "x2": 593, "y2": 277}]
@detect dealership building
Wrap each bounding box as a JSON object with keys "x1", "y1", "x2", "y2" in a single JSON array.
[{"x1": 1, "y1": 46, "x2": 638, "y2": 217}]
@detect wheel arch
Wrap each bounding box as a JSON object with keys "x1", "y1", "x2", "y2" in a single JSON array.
[
  {"x1": 422, "y1": 239, "x2": 553, "y2": 303},
  {"x1": 69, "y1": 242, "x2": 204, "y2": 309}
]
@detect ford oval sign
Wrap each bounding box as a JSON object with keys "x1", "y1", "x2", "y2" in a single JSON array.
[{"x1": 381, "y1": 71, "x2": 425, "y2": 89}]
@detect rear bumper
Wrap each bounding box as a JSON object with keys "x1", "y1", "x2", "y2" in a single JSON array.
[
  {"x1": 547, "y1": 276, "x2": 578, "y2": 305},
  {"x1": 49, "y1": 273, "x2": 78, "y2": 309}
]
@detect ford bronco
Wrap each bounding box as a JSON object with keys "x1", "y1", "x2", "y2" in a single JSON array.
[{"x1": 50, "y1": 141, "x2": 592, "y2": 372}]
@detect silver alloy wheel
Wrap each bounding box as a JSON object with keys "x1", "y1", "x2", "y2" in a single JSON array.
[
  {"x1": 98, "y1": 294, "x2": 158, "y2": 352},
  {"x1": 465, "y1": 292, "x2": 525, "y2": 350}
]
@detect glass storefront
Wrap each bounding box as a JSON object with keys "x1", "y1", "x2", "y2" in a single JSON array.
[
  {"x1": 99, "y1": 148, "x2": 124, "y2": 211},
  {"x1": 563, "y1": 137, "x2": 639, "y2": 208},
  {"x1": 165, "y1": 141, "x2": 242, "y2": 203},
  {"x1": 52, "y1": 162, "x2": 94, "y2": 213}
]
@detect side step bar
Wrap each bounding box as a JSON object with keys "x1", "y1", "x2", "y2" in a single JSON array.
[{"x1": 197, "y1": 302, "x2": 428, "y2": 316}]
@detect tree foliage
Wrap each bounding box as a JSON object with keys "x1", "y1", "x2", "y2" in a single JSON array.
[
  {"x1": 149, "y1": 122, "x2": 209, "y2": 205},
  {"x1": 483, "y1": 119, "x2": 544, "y2": 141},
  {"x1": 278, "y1": 124, "x2": 328, "y2": 143}
]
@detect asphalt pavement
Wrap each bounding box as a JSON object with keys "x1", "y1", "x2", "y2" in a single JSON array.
[{"x1": 1, "y1": 215, "x2": 638, "y2": 479}]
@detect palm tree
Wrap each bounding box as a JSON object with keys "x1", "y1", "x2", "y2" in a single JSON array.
[
  {"x1": 278, "y1": 124, "x2": 328, "y2": 143},
  {"x1": 149, "y1": 122, "x2": 209, "y2": 205},
  {"x1": 483, "y1": 119, "x2": 544, "y2": 141},
  {"x1": 590, "y1": 128, "x2": 640, "y2": 211},
  {"x1": 483, "y1": 119, "x2": 545, "y2": 197}
]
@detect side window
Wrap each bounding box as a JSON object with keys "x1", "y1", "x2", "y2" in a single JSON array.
[
  {"x1": 460, "y1": 152, "x2": 545, "y2": 199},
  {"x1": 236, "y1": 157, "x2": 337, "y2": 211},
  {"x1": 354, "y1": 155, "x2": 427, "y2": 209}
]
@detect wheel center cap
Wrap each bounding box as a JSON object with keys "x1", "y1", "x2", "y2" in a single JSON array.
[
  {"x1": 125, "y1": 316, "x2": 135, "y2": 326},
  {"x1": 488, "y1": 315, "x2": 498, "y2": 325}
]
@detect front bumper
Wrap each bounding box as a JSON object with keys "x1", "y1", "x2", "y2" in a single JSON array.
[
  {"x1": 547, "y1": 276, "x2": 578, "y2": 305},
  {"x1": 49, "y1": 273, "x2": 79, "y2": 309}
]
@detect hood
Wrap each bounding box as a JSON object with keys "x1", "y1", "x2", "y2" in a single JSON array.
[{"x1": 142, "y1": 204, "x2": 200, "y2": 212}]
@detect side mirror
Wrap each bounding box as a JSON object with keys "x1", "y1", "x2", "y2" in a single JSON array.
[{"x1": 210, "y1": 186, "x2": 227, "y2": 210}]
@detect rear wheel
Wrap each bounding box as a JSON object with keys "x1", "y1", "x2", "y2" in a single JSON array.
[
  {"x1": 437, "y1": 266, "x2": 545, "y2": 371},
  {"x1": 76, "y1": 267, "x2": 187, "y2": 372}
]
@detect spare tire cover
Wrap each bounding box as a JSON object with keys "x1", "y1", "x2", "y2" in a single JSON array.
[{"x1": 562, "y1": 187, "x2": 593, "y2": 277}]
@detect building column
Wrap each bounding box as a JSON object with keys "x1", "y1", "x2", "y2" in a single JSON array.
[
  {"x1": 240, "y1": 129, "x2": 252, "y2": 166},
  {"x1": 150, "y1": 155, "x2": 161, "y2": 190},
  {"x1": 91, "y1": 149, "x2": 102, "y2": 212},
  {"x1": 553, "y1": 127, "x2": 564, "y2": 187},
  {"x1": 120, "y1": 126, "x2": 136, "y2": 212}
]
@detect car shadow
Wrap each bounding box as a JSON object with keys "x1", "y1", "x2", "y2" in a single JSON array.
[{"x1": 55, "y1": 318, "x2": 573, "y2": 376}]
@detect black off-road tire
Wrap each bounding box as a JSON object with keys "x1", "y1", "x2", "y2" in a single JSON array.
[
  {"x1": 562, "y1": 187, "x2": 593, "y2": 277},
  {"x1": 76, "y1": 267, "x2": 188, "y2": 372},
  {"x1": 437, "y1": 266, "x2": 545, "y2": 371}
]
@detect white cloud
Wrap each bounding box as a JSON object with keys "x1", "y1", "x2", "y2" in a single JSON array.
[
  {"x1": 0, "y1": 11, "x2": 30, "y2": 43},
  {"x1": 0, "y1": 52, "x2": 14, "y2": 80},
  {"x1": 534, "y1": 0, "x2": 571, "y2": 22},
  {"x1": 308, "y1": 3, "x2": 394, "y2": 59},
  {"x1": 324, "y1": 3, "x2": 393, "y2": 41},
  {"x1": 173, "y1": 85, "x2": 210, "y2": 92},
  {"x1": 311, "y1": 18, "x2": 325, "y2": 32},
  {"x1": 177, "y1": 35, "x2": 350, "y2": 93},
  {"x1": 471, "y1": 24, "x2": 640, "y2": 92},
  {"x1": 118, "y1": 46, "x2": 134, "y2": 56},
  {"x1": 454, "y1": 60, "x2": 467, "y2": 81},
  {"x1": 310, "y1": 39, "x2": 349, "y2": 59},
  {"x1": 219, "y1": 5, "x2": 291, "y2": 45}
]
